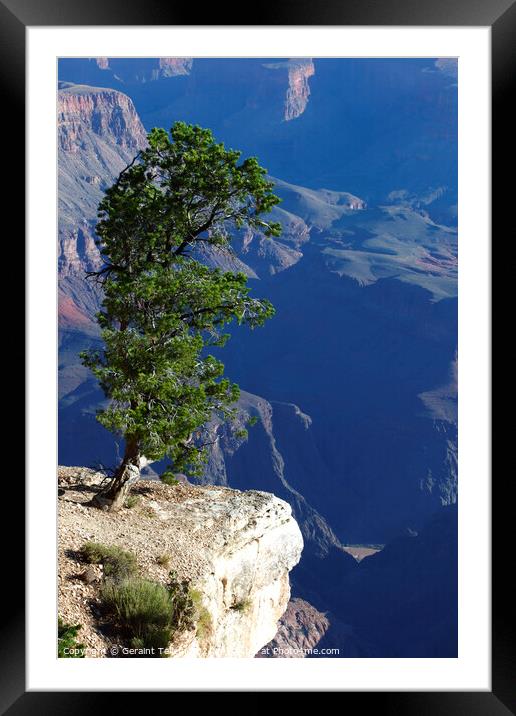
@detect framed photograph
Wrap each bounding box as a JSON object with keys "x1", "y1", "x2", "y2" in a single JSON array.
[{"x1": 7, "y1": 0, "x2": 505, "y2": 707}]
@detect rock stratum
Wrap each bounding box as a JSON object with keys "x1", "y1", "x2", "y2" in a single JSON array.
[
  {"x1": 58, "y1": 467, "x2": 303, "y2": 658},
  {"x1": 285, "y1": 59, "x2": 315, "y2": 121},
  {"x1": 58, "y1": 83, "x2": 148, "y2": 329},
  {"x1": 262, "y1": 59, "x2": 315, "y2": 121},
  {"x1": 256, "y1": 597, "x2": 374, "y2": 658}
]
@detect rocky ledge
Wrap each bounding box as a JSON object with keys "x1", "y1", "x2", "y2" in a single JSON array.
[
  {"x1": 58, "y1": 84, "x2": 148, "y2": 153},
  {"x1": 58, "y1": 467, "x2": 303, "y2": 658}
]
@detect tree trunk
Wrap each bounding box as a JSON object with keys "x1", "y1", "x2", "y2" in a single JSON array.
[{"x1": 92, "y1": 438, "x2": 141, "y2": 512}]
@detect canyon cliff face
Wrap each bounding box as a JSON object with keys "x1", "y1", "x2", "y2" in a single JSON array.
[
  {"x1": 178, "y1": 488, "x2": 303, "y2": 656},
  {"x1": 58, "y1": 84, "x2": 147, "y2": 153},
  {"x1": 284, "y1": 59, "x2": 315, "y2": 121},
  {"x1": 257, "y1": 598, "x2": 330, "y2": 657},
  {"x1": 260, "y1": 59, "x2": 315, "y2": 121},
  {"x1": 157, "y1": 58, "x2": 193, "y2": 77},
  {"x1": 257, "y1": 597, "x2": 372, "y2": 658},
  {"x1": 58, "y1": 468, "x2": 303, "y2": 658},
  {"x1": 58, "y1": 84, "x2": 147, "y2": 327}
]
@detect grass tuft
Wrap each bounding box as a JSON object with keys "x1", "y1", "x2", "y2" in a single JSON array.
[
  {"x1": 81, "y1": 542, "x2": 138, "y2": 581},
  {"x1": 58, "y1": 618, "x2": 85, "y2": 658},
  {"x1": 230, "y1": 598, "x2": 252, "y2": 614},
  {"x1": 124, "y1": 495, "x2": 140, "y2": 509},
  {"x1": 156, "y1": 553, "x2": 171, "y2": 568},
  {"x1": 189, "y1": 588, "x2": 213, "y2": 641},
  {"x1": 100, "y1": 572, "x2": 197, "y2": 656}
]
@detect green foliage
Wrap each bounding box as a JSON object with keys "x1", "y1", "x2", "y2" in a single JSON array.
[
  {"x1": 156, "y1": 553, "x2": 171, "y2": 568},
  {"x1": 58, "y1": 618, "x2": 85, "y2": 658},
  {"x1": 81, "y1": 542, "x2": 138, "y2": 581},
  {"x1": 230, "y1": 598, "x2": 252, "y2": 614},
  {"x1": 232, "y1": 413, "x2": 259, "y2": 441},
  {"x1": 189, "y1": 588, "x2": 213, "y2": 641},
  {"x1": 233, "y1": 428, "x2": 248, "y2": 440},
  {"x1": 101, "y1": 578, "x2": 175, "y2": 654},
  {"x1": 81, "y1": 122, "x2": 278, "y2": 479},
  {"x1": 124, "y1": 495, "x2": 140, "y2": 509},
  {"x1": 100, "y1": 571, "x2": 196, "y2": 656},
  {"x1": 160, "y1": 469, "x2": 180, "y2": 486},
  {"x1": 167, "y1": 571, "x2": 197, "y2": 635}
]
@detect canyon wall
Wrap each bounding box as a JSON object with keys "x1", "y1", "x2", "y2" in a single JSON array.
[{"x1": 58, "y1": 84, "x2": 148, "y2": 326}]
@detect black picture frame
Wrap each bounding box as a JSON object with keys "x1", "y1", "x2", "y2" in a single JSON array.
[{"x1": 7, "y1": 0, "x2": 504, "y2": 709}]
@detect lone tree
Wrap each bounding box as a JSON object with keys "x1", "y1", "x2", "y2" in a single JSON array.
[{"x1": 81, "y1": 122, "x2": 281, "y2": 510}]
